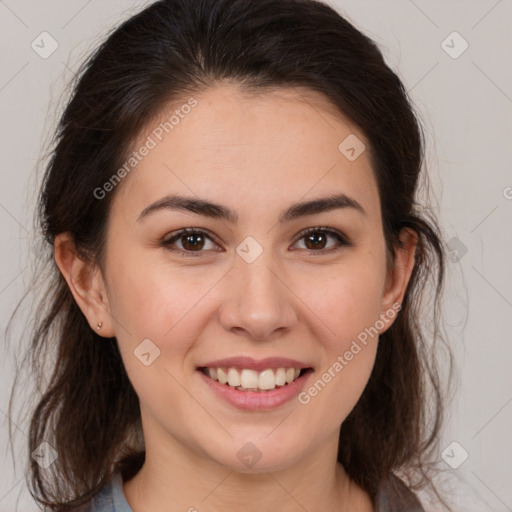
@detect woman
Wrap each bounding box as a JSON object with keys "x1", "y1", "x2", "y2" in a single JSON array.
[{"x1": 16, "y1": 0, "x2": 452, "y2": 510}]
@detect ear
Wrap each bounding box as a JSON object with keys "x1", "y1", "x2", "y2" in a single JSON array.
[
  {"x1": 54, "y1": 232, "x2": 115, "y2": 338},
  {"x1": 379, "y1": 228, "x2": 417, "y2": 331}
]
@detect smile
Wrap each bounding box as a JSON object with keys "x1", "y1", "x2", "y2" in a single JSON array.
[
  {"x1": 197, "y1": 361, "x2": 314, "y2": 411},
  {"x1": 200, "y1": 366, "x2": 309, "y2": 392}
]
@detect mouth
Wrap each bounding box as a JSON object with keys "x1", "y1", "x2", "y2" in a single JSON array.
[
  {"x1": 198, "y1": 366, "x2": 313, "y2": 392},
  {"x1": 196, "y1": 356, "x2": 314, "y2": 410}
]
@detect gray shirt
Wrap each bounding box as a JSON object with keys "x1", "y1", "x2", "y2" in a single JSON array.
[{"x1": 80, "y1": 472, "x2": 425, "y2": 512}]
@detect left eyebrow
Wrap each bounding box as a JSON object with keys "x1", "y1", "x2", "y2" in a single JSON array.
[
  {"x1": 136, "y1": 193, "x2": 366, "y2": 223},
  {"x1": 279, "y1": 194, "x2": 366, "y2": 223}
]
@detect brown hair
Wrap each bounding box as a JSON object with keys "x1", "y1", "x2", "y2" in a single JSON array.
[{"x1": 9, "y1": 0, "x2": 454, "y2": 509}]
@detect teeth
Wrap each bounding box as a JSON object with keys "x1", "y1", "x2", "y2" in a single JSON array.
[
  {"x1": 275, "y1": 368, "x2": 286, "y2": 386},
  {"x1": 227, "y1": 368, "x2": 241, "y2": 387},
  {"x1": 218, "y1": 368, "x2": 228, "y2": 385},
  {"x1": 203, "y1": 366, "x2": 306, "y2": 391},
  {"x1": 258, "y1": 369, "x2": 275, "y2": 390},
  {"x1": 241, "y1": 369, "x2": 259, "y2": 389}
]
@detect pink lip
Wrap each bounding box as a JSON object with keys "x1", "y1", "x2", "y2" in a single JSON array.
[
  {"x1": 197, "y1": 368, "x2": 313, "y2": 411},
  {"x1": 197, "y1": 356, "x2": 312, "y2": 372}
]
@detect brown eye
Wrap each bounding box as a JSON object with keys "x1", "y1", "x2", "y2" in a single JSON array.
[
  {"x1": 180, "y1": 233, "x2": 205, "y2": 251},
  {"x1": 162, "y1": 229, "x2": 220, "y2": 256},
  {"x1": 304, "y1": 231, "x2": 328, "y2": 250},
  {"x1": 293, "y1": 228, "x2": 350, "y2": 254}
]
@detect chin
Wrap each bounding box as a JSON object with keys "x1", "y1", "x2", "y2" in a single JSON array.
[{"x1": 201, "y1": 435, "x2": 304, "y2": 474}]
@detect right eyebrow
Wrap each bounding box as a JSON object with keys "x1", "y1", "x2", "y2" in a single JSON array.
[{"x1": 137, "y1": 195, "x2": 238, "y2": 223}]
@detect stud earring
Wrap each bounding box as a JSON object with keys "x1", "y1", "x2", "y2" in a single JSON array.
[{"x1": 96, "y1": 322, "x2": 103, "y2": 330}]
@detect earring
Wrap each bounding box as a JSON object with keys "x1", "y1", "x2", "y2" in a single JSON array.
[{"x1": 96, "y1": 322, "x2": 103, "y2": 330}]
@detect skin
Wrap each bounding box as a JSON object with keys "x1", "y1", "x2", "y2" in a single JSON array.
[{"x1": 55, "y1": 83, "x2": 416, "y2": 512}]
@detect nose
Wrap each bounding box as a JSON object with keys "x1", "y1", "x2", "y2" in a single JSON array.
[{"x1": 218, "y1": 252, "x2": 298, "y2": 341}]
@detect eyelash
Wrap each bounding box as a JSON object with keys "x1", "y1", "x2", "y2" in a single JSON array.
[{"x1": 161, "y1": 227, "x2": 351, "y2": 257}]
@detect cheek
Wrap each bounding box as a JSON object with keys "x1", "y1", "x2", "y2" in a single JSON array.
[
  {"x1": 106, "y1": 248, "x2": 214, "y2": 336},
  {"x1": 317, "y1": 275, "x2": 382, "y2": 333},
  {"x1": 292, "y1": 256, "x2": 386, "y2": 422},
  {"x1": 299, "y1": 255, "x2": 387, "y2": 343},
  {"x1": 297, "y1": 280, "x2": 381, "y2": 433},
  {"x1": 104, "y1": 258, "x2": 212, "y2": 411}
]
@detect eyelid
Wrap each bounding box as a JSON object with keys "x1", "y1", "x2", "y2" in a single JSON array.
[
  {"x1": 161, "y1": 227, "x2": 223, "y2": 257},
  {"x1": 163, "y1": 227, "x2": 220, "y2": 243},
  {"x1": 161, "y1": 226, "x2": 351, "y2": 256},
  {"x1": 291, "y1": 226, "x2": 352, "y2": 253}
]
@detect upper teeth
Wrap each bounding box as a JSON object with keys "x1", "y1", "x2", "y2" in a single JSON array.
[{"x1": 204, "y1": 367, "x2": 302, "y2": 391}]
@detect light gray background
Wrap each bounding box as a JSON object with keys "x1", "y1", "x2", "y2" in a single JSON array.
[{"x1": 1, "y1": 1, "x2": 511, "y2": 511}]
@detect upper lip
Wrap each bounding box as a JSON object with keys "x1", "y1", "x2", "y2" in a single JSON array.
[{"x1": 198, "y1": 356, "x2": 313, "y2": 372}]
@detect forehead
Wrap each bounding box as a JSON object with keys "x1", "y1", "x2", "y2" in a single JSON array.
[{"x1": 112, "y1": 83, "x2": 380, "y2": 221}]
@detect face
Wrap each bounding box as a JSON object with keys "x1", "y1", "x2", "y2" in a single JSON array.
[{"x1": 75, "y1": 83, "x2": 407, "y2": 472}]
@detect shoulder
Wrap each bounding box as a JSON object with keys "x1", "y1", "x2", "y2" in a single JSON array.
[
  {"x1": 73, "y1": 473, "x2": 133, "y2": 512},
  {"x1": 374, "y1": 473, "x2": 425, "y2": 512}
]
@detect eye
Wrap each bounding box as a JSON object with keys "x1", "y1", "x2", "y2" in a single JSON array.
[
  {"x1": 292, "y1": 227, "x2": 351, "y2": 254},
  {"x1": 161, "y1": 228, "x2": 221, "y2": 256},
  {"x1": 161, "y1": 226, "x2": 351, "y2": 257}
]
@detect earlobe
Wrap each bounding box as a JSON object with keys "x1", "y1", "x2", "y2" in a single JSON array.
[
  {"x1": 54, "y1": 233, "x2": 115, "y2": 337},
  {"x1": 381, "y1": 228, "x2": 417, "y2": 324}
]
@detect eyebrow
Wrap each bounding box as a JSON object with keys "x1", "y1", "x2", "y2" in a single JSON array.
[{"x1": 137, "y1": 193, "x2": 365, "y2": 224}]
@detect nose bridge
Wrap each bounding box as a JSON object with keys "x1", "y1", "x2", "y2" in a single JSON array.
[
  {"x1": 240, "y1": 250, "x2": 281, "y2": 300},
  {"x1": 219, "y1": 240, "x2": 297, "y2": 339},
  {"x1": 235, "y1": 234, "x2": 280, "y2": 291}
]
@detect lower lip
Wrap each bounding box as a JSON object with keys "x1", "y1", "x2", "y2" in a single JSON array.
[{"x1": 197, "y1": 369, "x2": 313, "y2": 411}]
